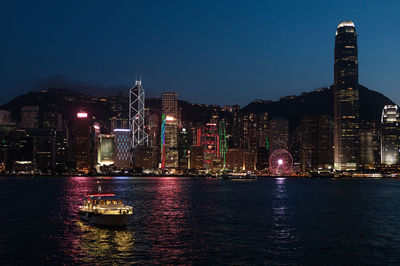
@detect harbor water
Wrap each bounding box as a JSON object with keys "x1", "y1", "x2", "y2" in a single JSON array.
[{"x1": 1, "y1": 176, "x2": 400, "y2": 264}]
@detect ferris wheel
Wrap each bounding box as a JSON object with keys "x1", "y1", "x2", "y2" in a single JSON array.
[{"x1": 269, "y1": 149, "x2": 293, "y2": 175}]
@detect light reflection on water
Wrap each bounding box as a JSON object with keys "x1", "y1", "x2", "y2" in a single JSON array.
[
  {"x1": 265, "y1": 178, "x2": 301, "y2": 263},
  {"x1": 1, "y1": 176, "x2": 400, "y2": 264},
  {"x1": 75, "y1": 220, "x2": 135, "y2": 264}
]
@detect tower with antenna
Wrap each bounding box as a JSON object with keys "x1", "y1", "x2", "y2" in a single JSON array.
[{"x1": 129, "y1": 75, "x2": 148, "y2": 158}]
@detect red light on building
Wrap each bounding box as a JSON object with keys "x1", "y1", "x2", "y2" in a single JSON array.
[
  {"x1": 196, "y1": 128, "x2": 202, "y2": 147},
  {"x1": 77, "y1": 112, "x2": 88, "y2": 118}
]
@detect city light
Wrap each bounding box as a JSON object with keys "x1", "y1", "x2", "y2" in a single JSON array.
[
  {"x1": 77, "y1": 112, "x2": 88, "y2": 118},
  {"x1": 278, "y1": 159, "x2": 283, "y2": 165},
  {"x1": 166, "y1": 116, "x2": 175, "y2": 121},
  {"x1": 114, "y1": 129, "x2": 131, "y2": 132}
]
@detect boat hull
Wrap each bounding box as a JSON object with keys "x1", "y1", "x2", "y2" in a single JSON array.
[{"x1": 78, "y1": 210, "x2": 131, "y2": 226}]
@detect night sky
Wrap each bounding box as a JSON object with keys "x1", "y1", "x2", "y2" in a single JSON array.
[{"x1": 1, "y1": 0, "x2": 400, "y2": 106}]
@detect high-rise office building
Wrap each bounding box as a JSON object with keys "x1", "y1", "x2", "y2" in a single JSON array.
[
  {"x1": 333, "y1": 20, "x2": 359, "y2": 171},
  {"x1": 29, "y1": 128, "x2": 55, "y2": 173},
  {"x1": 161, "y1": 92, "x2": 179, "y2": 170},
  {"x1": 98, "y1": 134, "x2": 115, "y2": 166},
  {"x1": 359, "y1": 130, "x2": 374, "y2": 168},
  {"x1": 110, "y1": 117, "x2": 129, "y2": 131},
  {"x1": 148, "y1": 114, "x2": 159, "y2": 148},
  {"x1": 267, "y1": 118, "x2": 289, "y2": 154},
  {"x1": 381, "y1": 105, "x2": 400, "y2": 165},
  {"x1": 21, "y1": 106, "x2": 39, "y2": 129},
  {"x1": 54, "y1": 129, "x2": 68, "y2": 173},
  {"x1": 43, "y1": 112, "x2": 62, "y2": 130},
  {"x1": 300, "y1": 115, "x2": 333, "y2": 171},
  {"x1": 114, "y1": 129, "x2": 131, "y2": 169},
  {"x1": 178, "y1": 127, "x2": 191, "y2": 170},
  {"x1": 202, "y1": 123, "x2": 219, "y2": 172},
  {"x1": 73, "y1": 111, "x2": 91, "y2": 173},
  {"x1": 129, "y1": 79, "x2": 148, "y2": 149}
]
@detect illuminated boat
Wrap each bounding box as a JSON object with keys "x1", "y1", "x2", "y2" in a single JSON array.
[{"x1": 78, "y1": 193, "x2": 133, "y2": 226}]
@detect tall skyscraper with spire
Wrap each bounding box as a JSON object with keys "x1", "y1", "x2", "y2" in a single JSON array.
[
  {"x1": 333, "y1": 20, "x2": 359, "y2": 171},
  {"x1": 129, "y1": 78, "x2": 148, "y2": 152}
]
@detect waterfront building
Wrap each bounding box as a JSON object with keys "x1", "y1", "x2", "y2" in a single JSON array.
[
  {"x1": 202, "y1": 123, "x2": 219, "y2": 172},
  {"x1": 244, "y1": 150, "x2": 256, "y2": 171},
  {"x1": 300, "y1": 115, "x2": 333, "y2": 171},
  {"x1": 178, "y1": 127, "x2": 191, "y2": 170},
  {"x1": 21, "y1": 106, "x2": 39, "y2": 129},
  {"x1": 97, "y1": 134, "x2": 115, "y2": 166},
  {"x1": 134, "y1": 146, "x2": 156, "y2": 171},
  {"x1": 359, "y1": 129, "x2": 374, "y2": 168},
  {"x1": 148, "y1": 114, "x2": 160, "y2": 148},
  {"x1": 226, "y1": 148, "x2": 244, "y2": 171},
  {"x1": 256, "y1": 147, "x2": 269, "y2": 171},
  {"x1": 225, "y1": 148, "x2": 256, "y2": 172},
  {"x1": 362, "y1": 121, "x2": 381, "y2": 166},
  {"x1": 129, "y1": 79, "x2": 148, "y2": 149},
  {"x1": 161, "y1": 92, "x2": 179, "y2": 170},
  {"x1": 241, "y1": 113, "x2": 256, "y2": 149},
  {"x1": 189, "y1": 146, "x2": 203, "y2": 171},
  {"x1": 8, "y1": 130, "x2": 34, "y2": 173},
  {"x1": 73, "y1": 111, "x2": 91, "y2": 173},
  {"x1": 230, "y1": 105, "x2": 242, "y2": 148},
  {"x1": 114, "y1": 129, "x2": 131, "y2": 169},
  {"x1": 29, "y1": 128, "x2": 55, "y2": 173},
  {"x1": 333, "y1": 20, "x2": 359, "y2": 171},
  {"x1": 381, "y1": 105, "x2": 400, "y2": 165},
  {"x1": 54, "y1": 129, "x2": 69, "y2": 173}
]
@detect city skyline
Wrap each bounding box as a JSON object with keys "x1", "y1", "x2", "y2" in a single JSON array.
[{"x1": 2, "y1": 1, "x2": 400, "y2": 107}]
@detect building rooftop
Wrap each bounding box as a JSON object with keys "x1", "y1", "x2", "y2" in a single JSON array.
[{"x1": 337, "y1": 20, "x2": 355, "y2": 29}]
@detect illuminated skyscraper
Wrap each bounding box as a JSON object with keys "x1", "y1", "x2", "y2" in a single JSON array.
[
  {"x1": 97, "y1": 134, "x2": 115, "y2": 166},
  {"x1": 381, "y1": 105, "x2": 400, "y2": 165},
  {"x1": 73, "y1": 112, "x2": 91, "y2": 173},
  {"x1": 114, "y1": 129, "x2": 131, "y2": 169},
  {"x1": 202, "y1": 123, "x2": 219, "y2": 172},
  {"x1": 161, "y1": 92, "x2": 179, "y2": 170},
  {"x1": 129, "y1": 79, "x2": 148, "y2": 150},
  {"x1": 333, "y1": 20, "x2": 359, "y2": 170}
]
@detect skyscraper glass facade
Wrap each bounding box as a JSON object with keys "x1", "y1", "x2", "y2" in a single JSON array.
[{"x1": 333, "y1": 20, "x2": 359, "y2": 171}]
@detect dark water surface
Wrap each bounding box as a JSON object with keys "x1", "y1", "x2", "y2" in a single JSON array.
[{"x1": 1, "y1": 176, "x2": 400, "y2": 264}]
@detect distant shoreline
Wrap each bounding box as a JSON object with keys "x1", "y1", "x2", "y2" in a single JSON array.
[{"x1": 1, "y1": 174, "x2": 398, "y2": 179}]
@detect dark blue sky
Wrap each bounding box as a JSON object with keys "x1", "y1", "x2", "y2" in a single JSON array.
[{"x1": 1, "y1": 0, "x2": 400, "y2": 106}]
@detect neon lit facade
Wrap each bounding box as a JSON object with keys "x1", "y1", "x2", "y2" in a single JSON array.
[
  {"x1": 381, "y1": 105, "x2": 400, "y2": 165},
  {"x1": 202, "y1": 123, "x2": 219, "y2": 171},
  {"x1": 129, "y1": 79, "x2": 148, "y2": 151},
  {"x1": 114, "y1": 129, "x2": 131, "y2": 169},
  {"x1": 333, "y1": 20, "x2": 359, "y2": 171},
  {"x1": 161, "y1": 114, "x2": 166, "y2": 170},
  {"x1": 219, "y1": 121, "x2": 227, "y2": 169}
]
